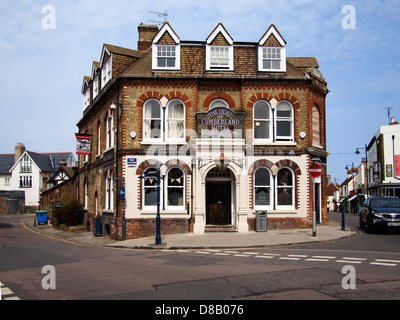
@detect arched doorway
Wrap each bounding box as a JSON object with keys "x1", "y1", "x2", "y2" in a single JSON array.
[{"x1": 205, "y1": 166, "x2": 235, "y2": 226}]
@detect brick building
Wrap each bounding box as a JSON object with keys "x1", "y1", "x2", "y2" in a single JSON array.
[{"x1": 77, "y1": 22, "x2": 329, "y2": 240}]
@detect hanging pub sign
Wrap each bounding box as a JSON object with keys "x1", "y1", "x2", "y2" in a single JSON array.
[
  {"x1": 75, "y1": 133, "x2": 91, "y2": 155},
  {"x1": 196, "y1": 107, "x2": 245, "y2": 139}
]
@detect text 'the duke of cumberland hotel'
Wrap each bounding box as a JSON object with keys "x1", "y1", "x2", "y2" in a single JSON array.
[{"x1": 77, "y1": 22, "x2": 329, "y2": 240}]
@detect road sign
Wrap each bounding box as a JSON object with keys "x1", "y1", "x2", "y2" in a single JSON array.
[
  {"x1": 308, "y1": 163, "x2": 322, "y2": 178},
  {"x1": 120, "y1": 186, "x2": 126, "y2": 200}
]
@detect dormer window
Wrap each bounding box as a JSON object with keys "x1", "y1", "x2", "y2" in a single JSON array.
[
  {"x1": 157, "y1": 45, "x2": 177, "y2": 68},
  {"x1": 206, "y1": 23, "x2": 234, "y2": 71},
  {"x1": 258, "y1": 25, "x2": 287, "y2": 73},
  {"x1": 152, "y1": 23, "x2": 180, "y2": 71},
  {"x1": 101, "y1": 56, "x2": 112, "y2": 89},
  {"x1": 261, "y1": 47, "x2": 282, "y2": 70},
  {"x1": 83, "y1": 88, "x2": 90, "y2": 110}
]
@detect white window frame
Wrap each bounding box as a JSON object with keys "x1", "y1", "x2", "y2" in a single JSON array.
[
  {"x1": 106, "y1": 109, "x2": 114, "y2": 150},
  {"x1": 96, "y1": 121, "x2": 101, "y2": 156},
  {"x1": 253, "y1": 100, "x2": 272, "y2": 142},
  {"x1": 153, "y1": 44, "x2": 181, "y2": 71},
  {"x1": 166, "y1": 99, "x2": 185, "y2": 143},
  {"x1": 258, "y1": 46, "x2": 286, "y2": 72},
  {"x1": 275, "y1": 101, "x2": 294, "y2": 142},
  {"x1": 210, "y1": 98, "x2": 229, "y2": 109},
  {"x1": 206, "y1": 45, "x2": 234, "y2": 71},
  {"x1": 165, "y1": 167, "x2": 185, "y2": 210},
  {"x1": 254, "y1": 167, "x2": 273, "y2": 211},
  {"x1": 19, "y1": 176, "x2": 32, "y2": 188},
  {"x1": 83, "y1": 88, "x2": 90, "y2": 110},
  {"x1": 92, "y1": 75, "x2": 99, "y2": 99},
  {"x1": 142, "y1": 167, "x2": 162, "y2": 210},
  {"x1": 84, "y1": 178, "x2": 88, "y2": 209},
  {"x1": 105, "y1": 169, "x2": 113, "y2": 211},
  {"x1": 276, "y1": 167, "x2": 295, "y2": 210},
  {"x1": 143, "y1": 99, "x2": 163, "y2": 143},
  {"x1": 101, "y1": 56, "x2": 112, "y2": 90},
  {"x1": 20, "y1": 154, "x2": 32, "y2": 173}
]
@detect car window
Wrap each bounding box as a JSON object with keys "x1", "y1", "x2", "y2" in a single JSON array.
[{"x1": 370, "y1": 198, "x2": 400, "y2": 208}]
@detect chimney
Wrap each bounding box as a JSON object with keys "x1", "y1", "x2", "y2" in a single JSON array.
[
  {"x1": 59, "y1": 159, "x2": 67, "y2": 167},
  {"x1": 15, "y1": 142, "x2": 26, "y2": 162},
  {"x1": 137, "y1": 23, "x2": 159, "y2": 51},
  {"x1": 43, "y1": 173, "x2": 48, "y2": 191},
  {"x1": 390, "y1": 117, "x2": 399, "y2": 125}
]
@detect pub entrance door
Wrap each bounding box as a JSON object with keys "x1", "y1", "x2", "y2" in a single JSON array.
[{"x1": 206, "y1": 181, "x2": 231, "y2": 225}]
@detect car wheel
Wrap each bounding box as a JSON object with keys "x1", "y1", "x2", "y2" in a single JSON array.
[
  {"x1": 359, "y1": 217, "x2": 365, "y2": 230},
  {"x1": 365, "y1": 218, "x2": 375, "y2": 233}
]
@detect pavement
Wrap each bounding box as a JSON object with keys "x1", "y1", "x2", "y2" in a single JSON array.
[{"x1": 21, "y1": 215, "x2": 356, "y2": 250}]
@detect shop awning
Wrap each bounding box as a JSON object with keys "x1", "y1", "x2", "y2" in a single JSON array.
[{"x1": 348, "y1": 195, "x2": 357, "y2": 201}]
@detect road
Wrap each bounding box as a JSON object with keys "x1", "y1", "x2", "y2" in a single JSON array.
[{"x1": 1, "y1": 212, "x2": 400, "y2": 306}]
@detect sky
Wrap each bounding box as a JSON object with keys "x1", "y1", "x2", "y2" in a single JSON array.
[{"x1": 1, "y1": 0, "x2": 399, "y2": 184}]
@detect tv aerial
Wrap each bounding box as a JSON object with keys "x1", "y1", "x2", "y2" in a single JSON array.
[
  {"x1": 385, "y1": 106, "x2": 393, "y2": 124},
  {"x1": 149, "y1": 10, "x2": 168, "y2": 26}
]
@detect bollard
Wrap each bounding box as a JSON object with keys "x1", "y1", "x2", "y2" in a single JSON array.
[{"x1": 341, "y1": 208, "x2": 345, "y2": 231}]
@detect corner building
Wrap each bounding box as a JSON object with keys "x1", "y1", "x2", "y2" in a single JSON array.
[{"x1": 77, "y1": 22, "x2": 329, "y2": 240}]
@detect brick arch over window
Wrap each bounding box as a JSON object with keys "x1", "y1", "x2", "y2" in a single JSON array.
[
  {"x1": 137, "y1": 91, "x2": 164, "y2": 109},
  {"x1": 248, "y1": 159, "x2": 275, "y2": 175},
  {"x1": 135, "y1": 159, "x2": 163, "y2": 176},
  {"x1": 164, "y1": 91, "x2": 192, "y2": 108},
  {"x1": 165, "y1": 159, "x2": 192, "y2": 175},
  {"x1": 275, "y1": 159, "x2": 302, "y2": 176},
  {"x1": 246, "y1": 92, "x2": 275, "y2": 109},
  {"x1": 310, "y1": 96, "x2": 324, "y2": 145},
  {"x1": 204, "y1": 92, "x2": 236, "y2": 110}
]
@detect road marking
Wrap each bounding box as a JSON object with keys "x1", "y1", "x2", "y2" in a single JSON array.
[
  {"x1": 262, "y1": 253, "x2": 281, "y2": 256},
  {"x1": 242, "y1": 252, "x2": 259, "y2": 255},
  {"x1": 342, "y1": 257, "x2": 367, "y2": 261},
  {"x1": 312, "y1": 255, "x2": 336, "y2": 259},
  {"x1": 279, "y1": 257, "x2": 301, "y2": 261},
  {"x1": 374, "y1": 259, "x2": 400, "y2": 264},
  {"x1": 223, "y1": 251, "x2": 239, "y2": 254},
  {"x1": 305, "y1": 258, "x2": 330, "y2": 262},
  {"x1": 214, "y1": 252, "x2": 230, "y2": 256},
  {"x1": 255, "y1": 255, "x2": 274, "y2": 259},
  {"x1": 370, "y1": 262, "x2": 397, "y2": 267},
  {"x1": 288, "y1": 254, "x2": 308, "y2": 258},
  {"x1": 335, "y1": 260, "x2": 363, "y2": 264},
  {"x1": 0, "y1": 282, "x2": 21, "y2": 300},
  {"x1": 234, "y1": 254, "x2": 250, "y2": 257}
]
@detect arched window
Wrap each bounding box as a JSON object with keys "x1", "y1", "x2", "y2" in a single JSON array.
[
  {"x1": 275, "y1": 101, "x2": 293, "y2": 141},
  {"x1": 210, "y1": 99, "x2": 229, "y2": 109},
  {"x1": 106, "y1": 109, "x2": 114, "y2": 149},
  {"x1": 166, "y1": 168, "x2": 185, "y2": 209},
  {"x1": 143, "y1": 99, "x2": 162, "y2": 141},
  {"x1": 143, "y1": 167, "x2": 158, "y2": 208},
  {"x1": 312, "y1": 104, "x2": 321, "y2": 146},
  {"x1": 254, "y1": 167, "x2": 272, "y2": 209},
  {"x1": 166, "y1": 99, "x2": 185, "y2": 141},
  {"x1": 105, "y1": 169, "x2": 113, "y2": 210},
  {"x1": 276, "y1": 168, "x2": 294, "y2": 208},
  {"x1": 253, "y1": 101, "x2": 272, "y2": 140},
  {"x1": 84, "y1": 178, "x2": 88, "y2": 209}
]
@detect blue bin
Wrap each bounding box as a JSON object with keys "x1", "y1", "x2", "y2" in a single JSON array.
[
  {"x1": 93, "y1": 217, "x2": 102, "y2": 236},
  {"x1": 36, "y1": 210, "x2": 48, "y2": 225}
]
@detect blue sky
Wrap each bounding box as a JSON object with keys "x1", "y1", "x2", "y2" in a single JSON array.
[{"x1": 1, "y1": 0, "x2": 399, "y2": 184}]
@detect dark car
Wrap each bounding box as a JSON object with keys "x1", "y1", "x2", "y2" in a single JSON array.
[{"x1": 359, "y1": 197, "x2": 400, "y2": 233}]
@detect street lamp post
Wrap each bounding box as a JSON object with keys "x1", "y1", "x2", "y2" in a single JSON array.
[
  {"x1": 112, "y1": 101, "x2": 130, "y2": 241},
  {"x1": 355, "y1": 144, "x2": 368, "y2": 195},
  {"x1": 342, "y1": 162, "x2": 355, "y2": 230},
  {"x1": 139, "y1": 165, "x2": 163, "y2": 245}
]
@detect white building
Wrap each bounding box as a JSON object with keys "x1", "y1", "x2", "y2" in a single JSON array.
[
  {"x1": 367, "y1": 117, "x2": 400, "y2": 197},
  {"x1": 1, "y1": 143, "x2": 75, "y2": 210}
]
